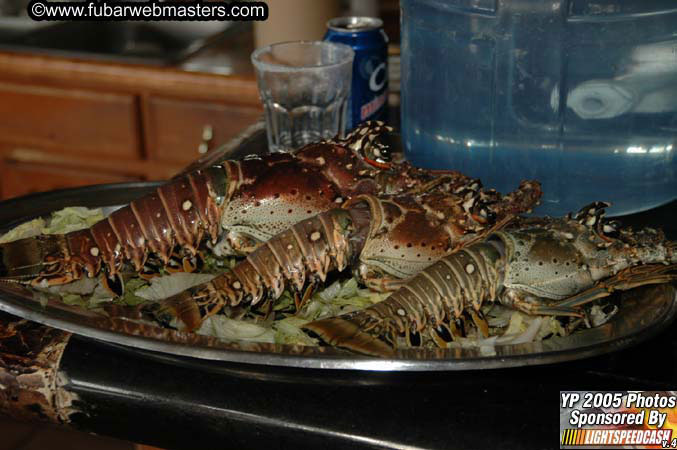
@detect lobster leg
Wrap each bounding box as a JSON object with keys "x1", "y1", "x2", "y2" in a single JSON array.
[
  {"x1": 303, "y1": 316, "x2": 396, "y2": 356},
  {"x1": 501, "y1": 290, "x2": 583, "y2": 317},
  {"x1": 468, "y1": 310, "x2": 489, "y2": 338},
  {"x1": 523, "y1": 305, "x2": 583, "y2": 317},
  {"x1": 362, "y1": 277, "x2": 410, "y2": 293},
  {"x1": 515, "y1": 264, "x2": 677, "y2": 317},
  {"x1": 553, "y1": 264, "x2": 677, "y2": 309},
  {"x1": 294, "y1": 283, "x2": 317, "y2": 312}
]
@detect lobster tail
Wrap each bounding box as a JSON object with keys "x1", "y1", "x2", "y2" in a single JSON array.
[
  {"x1": 147, "y1": 205, "x2": 373, "y2": 331},
  {"x1": 305, "y1": 241, "x2": 505, "y2": 356},
  {"x1": 148, "y1": 290, "x2": 205, "y2": 331},
  {"x1": 0, "y1": 167, "x2": 228, "y2": 292},
  {"x1": 303, "y1": 316, "x2": 396, "y2": 357}
]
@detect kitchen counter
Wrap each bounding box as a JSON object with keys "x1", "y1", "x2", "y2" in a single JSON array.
[
  {"x1": 0, "y1": 194, "x2": 675, "y2": 450},
  {"x1": 0, "y1": 47, "x2": 259, "y2": 106}
]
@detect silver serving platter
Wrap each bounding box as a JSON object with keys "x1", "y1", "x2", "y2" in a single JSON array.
[{"x1": 0, "y1": 182, "x2": 675, "y2": 371}]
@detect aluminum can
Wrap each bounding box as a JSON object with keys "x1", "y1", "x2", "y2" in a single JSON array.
[{"x1": 324, "y1": 16, "x2": 388, "y2": 130}]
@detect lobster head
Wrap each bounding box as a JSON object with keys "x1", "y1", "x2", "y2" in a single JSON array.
[
  {"x1": 345, "y1": 180, "x2": 543, "y2": 292},
  {"x1": 218, "y1": 121, "x2": 470, "y2": 256},
  {"x1": 496, "y1": 201, "x2": 677, "y2": 304}
]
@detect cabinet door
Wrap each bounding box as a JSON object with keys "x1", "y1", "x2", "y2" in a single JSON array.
[
  {"x1": 145, "y1": 96, "x2": 261, "y2": 165},
  {"x1": 0, "y1": 82, "x2": 141, "y2": 159},
  {"x1": 0, "y1": 162, "x2": 138, "y2": 200}
]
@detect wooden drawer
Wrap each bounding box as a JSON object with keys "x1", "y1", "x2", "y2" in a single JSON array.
[
  {"x1": 0, "y1": 161, "x2": 139, "y2": 200},
  {"x1": 0, "y1": 82, "x2": 141, "y2": 159},
  {"x1": 145, "y1": 96, "x2": 261, "y2": 165},
  {"x1": 2, "y1": 146, "x2": 183, "y2": 182}
]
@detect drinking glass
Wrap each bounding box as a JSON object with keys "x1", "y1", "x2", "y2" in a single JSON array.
[{"x1": 251, "y1": 41, "x2": 354, "y2": 152}]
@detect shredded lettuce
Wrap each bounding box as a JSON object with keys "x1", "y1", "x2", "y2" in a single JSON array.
[
  {"x1": 43, "y1": 207, "x2": 105, "y2": 234},
  {"x1": 135, "y1": 273, "x2": 217, "y2": 301},
  {"x1": 506, "y1": 317, "x2": 544, "y2": 344},
  {"x1": 272, "y1": 291, "x2": 295, "y2": 312},
  {"x1": 536, "y1": 316, "x2": 567, "y2": 340},
  {"x1": 503, "y1": 311, "x2": 527, "y2": 336},
  {"x1": 317, "y1": 279, "x2": 342, "y2": 302},
  {"x1": 61, "y1": 293, "x2": 88, "y2": 308},
  {"x1": 0, "y1": 218, "x2": 46, "y2": 243},
  {"x1": 297, "y1": 278, "x2": 387, "y2": 322},
  {"x1": 33, "y1": 291, "x2": 49, "y2": 308},
  {"x1": 0, "y1": 206, "x2": 104, "y2": 244},
  {"x1": 197, "y1": 315, "x2": 276, "y2": 343},
  {"x1": 273, "y1": 317, "x2": 318, "y2": 346},
  {"x1": 44, "y1": 277, "x2": 99, "y2": 296},
  {"x1": 202, "y1": 252, "x2": 238, "y2": 274},
  {"x1": 119, "y1": 278, "x2": 150, "y2": 306},
  {"x1": 589, "y1": 304, "x2": 618, "y2": 327},
  {"x1": 485, "y1": 304, "x2": 513, "y2": 328}
]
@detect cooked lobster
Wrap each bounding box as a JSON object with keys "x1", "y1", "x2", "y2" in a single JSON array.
[
  {"x1": 151, "y1": 181, "x2": 543, "y2": 331},
  {"x1": 304, "y1": 202, "x2": 677, "y2": 356},
  {"x1": 1, "y1": 122, "x2": 492, "y2": 295}
]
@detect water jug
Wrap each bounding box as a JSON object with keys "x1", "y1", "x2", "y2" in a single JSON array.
[{"x1": 401, "y1": 0, "x2": 677, "y2": 216}]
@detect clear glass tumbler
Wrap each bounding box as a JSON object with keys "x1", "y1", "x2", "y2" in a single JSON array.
[{"x1": 251, "y1": 41, "x2": 354, "y2": 152}]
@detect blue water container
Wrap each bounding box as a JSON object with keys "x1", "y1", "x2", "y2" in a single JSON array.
[{"x1": 401, "y1": 0, "x2": 677, "y2": 216}]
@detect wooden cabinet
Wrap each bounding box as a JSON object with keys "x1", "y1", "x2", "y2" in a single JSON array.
[
  {"x1": 145, "y1": 96, "x2": 262, "y2": 165},
  {"x1": 0, "y1": 82, "x2": 141, "y2": 159},
  {"x1": 0, "y1": 51, "x2": 262, "y2": 201},
  {"x1": 1, "y1": 161, "x2": 139, "y2": 200}
]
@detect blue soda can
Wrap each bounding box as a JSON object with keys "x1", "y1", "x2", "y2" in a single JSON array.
[{"x1": 324, "y1": 16, "x2": 388, "y2": 130}]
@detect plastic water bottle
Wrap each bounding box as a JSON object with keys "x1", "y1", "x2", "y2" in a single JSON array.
[{"x1": 401, "y1": 0, "x2": 677, "y2": 216}]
